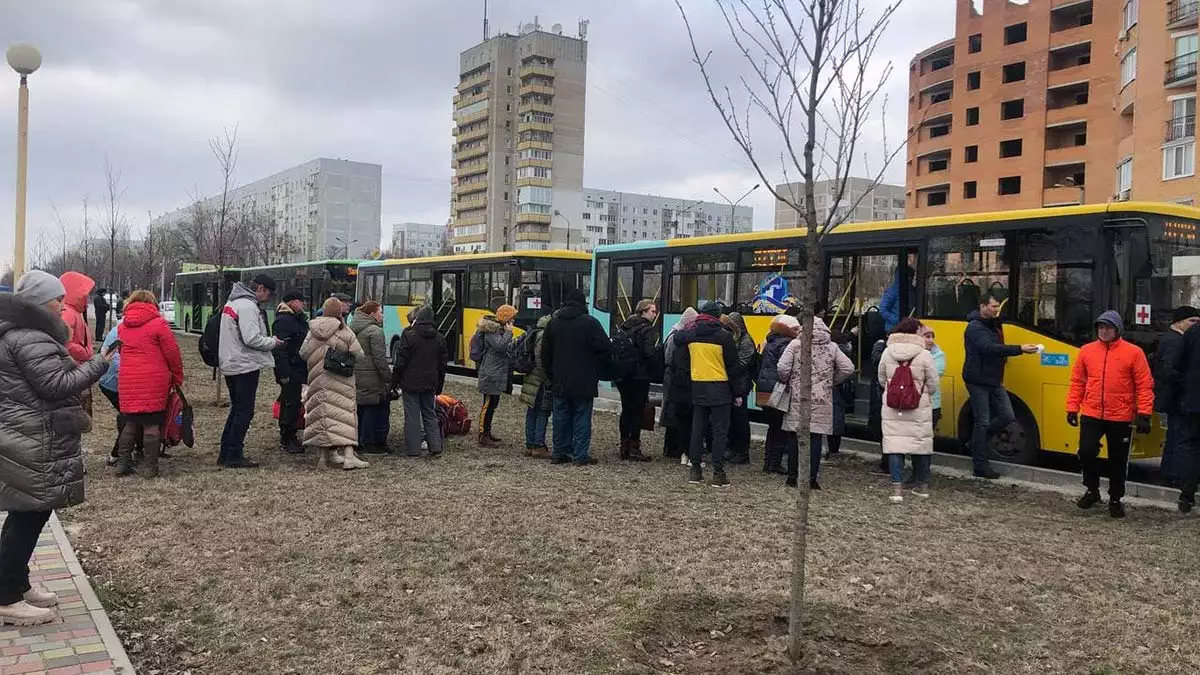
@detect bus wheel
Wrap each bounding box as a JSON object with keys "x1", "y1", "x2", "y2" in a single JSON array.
[{"x1": 956, "y1": 396, "x2": 1040, "y2": 466}]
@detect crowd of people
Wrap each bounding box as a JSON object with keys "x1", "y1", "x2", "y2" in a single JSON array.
[{"x1": 0, "y1": 265, "x2": 1196, "y2": 626}]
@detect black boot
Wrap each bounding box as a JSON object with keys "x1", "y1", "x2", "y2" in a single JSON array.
[
  {"x1": 619, "y1": 438, "x2": 631, "y2": 460},
  {"x1": 628, "y1": 439, "x2": 652, "y2": 462},
  {"x1": 141, "y1": 435, "x2": 161, "y2": 478},
  {"x1": 114, "y1": 426, "x2": 137, "y2": 477}
]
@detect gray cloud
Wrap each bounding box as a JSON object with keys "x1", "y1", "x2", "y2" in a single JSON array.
[{"x1": 0, "y1": 0, "x2": 952, "y2": 265}]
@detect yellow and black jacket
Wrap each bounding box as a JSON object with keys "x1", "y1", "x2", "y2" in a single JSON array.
[{"x1": 671, "y1": 315, "x2": 741, "y2": 407}]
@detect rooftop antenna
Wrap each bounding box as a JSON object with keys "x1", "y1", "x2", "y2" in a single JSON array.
[{"x1": 483, "y1": 0, "x2": 489, "y2": 40}]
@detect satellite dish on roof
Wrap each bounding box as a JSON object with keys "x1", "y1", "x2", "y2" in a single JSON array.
[
  {"x1": 521, "y1": 23, "x2": 535, "y2": 35},
  {"x1": 552, "y1": 23, "x2": 563, "y2": 34}
]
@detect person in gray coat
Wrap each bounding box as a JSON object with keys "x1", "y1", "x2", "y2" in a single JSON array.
[
  {"x1": 470, "y1": 304, "x2": 516, "y2": 447},
  {"x1": 351, "y1": 301, "x2": 393, "y2": 454},
  {"x1": 0, "y1": 271, "x2": 111, "y2": 626},
  {"x1": 217, "y1": 275, "x2": 282, "y2": 468}
]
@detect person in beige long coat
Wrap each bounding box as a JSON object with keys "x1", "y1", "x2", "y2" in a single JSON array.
[
  {"x1": 777, "y1": 317, "x2": 854, "y2": 489},
  {"x1": 877, "y1": 317, "x2": 940, "y2": 502},
  {"x1": 300, "y1": 297, "x2": 368, "y2": 470}
]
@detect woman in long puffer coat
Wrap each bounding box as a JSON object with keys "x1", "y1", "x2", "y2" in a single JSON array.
[
  {"x1": 301, "y1": 297, "x2": 368, "y2": 470},
  {"x1": 471, "y1": 304, "x2": 516, "y2": 448},
  {"x1": 878, "y1": 317, "x2": 940, "y2": 502},
  {"x1": 0, "y1": 271, "x2": 111, "y2": 626},
  {"x1": 755, "y1": 314, "x2": 799, "y2": 474},
  {"x1": 777, "y1": 317, "x2": 854, "y2": 489}
]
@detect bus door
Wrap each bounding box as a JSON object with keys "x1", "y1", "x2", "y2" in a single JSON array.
[
  {"x1": 434, "y1": 270, "x2": 462, "y2": 364},
  {"x1": 191, "y1": 283, "x2": 204, "y2": 332},
  {"x1": 610, "y1": 259, "x2": 665, "y2": 342},
  {"x1": 824, "y1": 246, "x2": 920, "y2": 422}
]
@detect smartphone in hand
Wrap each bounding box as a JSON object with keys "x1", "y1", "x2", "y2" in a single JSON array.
[{"x1": 104, "y1": 339, "x2": 123, "y2": 356}]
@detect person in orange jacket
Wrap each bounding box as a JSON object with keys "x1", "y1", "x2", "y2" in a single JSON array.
[{"x1": 1066, "y1": 310, "x2": 1154, "y2": 519}]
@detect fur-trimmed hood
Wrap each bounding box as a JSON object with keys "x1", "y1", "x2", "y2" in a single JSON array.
[{"x1": 0, "y1": 293, "x2": 69, "y2": 344}]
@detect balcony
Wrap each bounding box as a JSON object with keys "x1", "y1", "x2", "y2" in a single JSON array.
[
  {"x1": 514, "y1": 230, "x2": 552, "y2": 242},
  {"x1": 1047, "y1": 104, "x2": 1089, "y2": 126},
  {"x1": 1048, "y1": 25, "x2": 1091, "y2": 50},
  {"x1": 515, "y1": 212, "x2": 553, "y2": 225},
  {"x1": 922, "y1": 98, "x2": 951, "y2": 121},
  {"x1": 1169, "y1": 0, "x2": 1199, "y2": 27},
  {"x1": 454, "y1": 213, "x2": 486, "y2": 227},
  {"x1": 515, "y1": 157, "x2": 552, "y2": 169},
  {"x1": 455, "y1": 108, "x2": 489, "y2": 126},
  {"x1": 1167, "y1": 115, "x2": 1196, "y2": 142},
  {"x1": 456, "y1": 159, "x2": 488, "y2": 176},
  {"x1": 519, "y1": 83, "x2": 555, "y2": 97},
  {"x1": 455, "y1": 144, "x2": 489, "y2": 161},
  {"x1": 519, "y1": 64, "x2": 555, "y2": 79},
  {"x1": 518, "y1": 102, "x2": 553, "y2": 115},
  {"x1": 1045, "y1": 144, "x2": 1088, "y2": 166},
  {"x1": 1043, "y1": 185, "x2": 1085, "y2": 206},
  {"x1": 455, "y1": 125, "x2": 488, "y2": 143},
  {"x1": 1165, "y1": 54, "x2": 1199, "y2": 87},
  {"x1": 515, "y1": 176, "x2": 552, "y2": 188},
  {"x1": 455, "y1": 179, "x2": 488, "y2": 196},
  {"x1": 1047, "y1": 62, "x2": 1092, "y2": 89},
  {"x1": 517, "y1": 120, "x2": 554, "y2": 134},
  {"x1": 455, "y1": 195, "x2": 487, "y2": 210},
  {"x1": 458, "y1": 70, "x2": 490, "y2": 92},
  {"x1": 453, "y1": 233, "x2": 487, "y2": 245},
  {"x1": 517, "y1": 139, "x2": 553, "y2": 152}
]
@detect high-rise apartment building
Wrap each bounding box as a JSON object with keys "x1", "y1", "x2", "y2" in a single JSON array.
[
  {"x1": 451, "y1": 20, "x2": 588, "y2": 253},
  {"x1": 152, "y1": 158, "x2": 382, "y2": 262},
  {"x1": 773, "y1": 178, "x2": 906, "y2": 229},
  {"x1": 390, "y1": 222, "x2": 446, "y2": 258},
  {"x1": 907, "y1": 0, "x2": 1200, "y2": 215},
  {"x1": 578, "y1": 189, "x2": 753, "y2": 249}
]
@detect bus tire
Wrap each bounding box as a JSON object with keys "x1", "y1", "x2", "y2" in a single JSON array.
[{"x1": 956, "y1": 394, "x2": 1040, "y2": 466}]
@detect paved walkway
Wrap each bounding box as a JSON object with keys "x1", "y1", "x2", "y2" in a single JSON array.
[{"x1": 0, "y1": 513, "x2": 134, "y2": 675}]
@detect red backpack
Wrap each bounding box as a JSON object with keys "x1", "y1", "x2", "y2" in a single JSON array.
[
  {"x1": 162, "y1": 388, "x2": 195, "y2": 448},
  {"x1": 436, "y1": 394, "x2": 472, "y2": 436},
  {"x1": 885, "y1": 360, "x2": 922, "y2": 411}
]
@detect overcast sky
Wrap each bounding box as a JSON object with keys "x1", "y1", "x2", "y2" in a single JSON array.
[{"x1": 0, "y1": 0, "x2": 953, "y2": 261}]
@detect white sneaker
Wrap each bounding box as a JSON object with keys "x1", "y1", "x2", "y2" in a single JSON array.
[
  {"x1": 889, "y1": 495, "x2": 904, "y2": 503},
  {"x1": 0, "y1": 601, "x2": 55, "y2": 626},
  {"x1": 680, "y1": 455, "x2": 688, "y2": 466},
  {"x1": 23, "y1": 587, "x2": 57, "y2": 608}
]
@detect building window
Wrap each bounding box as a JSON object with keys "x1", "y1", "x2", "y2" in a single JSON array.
[
  {"x1": 999, "y1": 138, "x2": 1023, "y2": 158},
  {"x1": 1122, "y1": 0, "x2": 1137, "y2": 33},
  {"x1": 968, "y1": 33, "x2": 982, "y2": 53},
  {"x1": 926, "y1": 190, "x2": 948, "y2": 207},
  {"x1": 963, "y1": 181, "x2": 977, "y2": 199},
  {"x1": 965, "y1": 145, "x2": 979, "y2": 163},
  {"x1": 1116, "y1": 158, "x2": 1133, "y2": 198},
  {"x1": 1120, "y1": 48, "x2": 1137, "y2": 88},
  {"x1": 1001, "y1": 99, "x2": 1025, "y2": 120},
  {"x1": 1002, "y1": 62, "x2": 1026, "y2": 83},
  {"x1": 1169, "y1": 96, "x2": 1197, "y2": 140},
  {"x1": 966, "y1": 71, "x2": 981, "y2": 90},
  {"x1": 1004, "y1": 22, "x2": 1028, "y2": 45},
  {"x1": 929, "y1": 123, "x2": 951, "y2": 138},
  {"x1": 966, "y1": 107, "x2": 980, "y2": 126},
  {"x1": 1164, "y1": 142, "x2": 1196, "y2": 180},
  {"x1": 582, "y1": 212, "x2": 591, "y2": 220},
  {"x1": 998, "y1": 176, "x2": 1022, "y2": 195},
  {"x1": 928, "y1": 156, "x2": 949, "y2": 172}
]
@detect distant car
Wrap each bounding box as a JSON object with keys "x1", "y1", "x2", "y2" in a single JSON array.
[{"x1": 159, "y1": 301, "x2": 175, "y2": 326}]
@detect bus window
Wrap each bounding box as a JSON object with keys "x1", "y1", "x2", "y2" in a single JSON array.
[
  {"x1": 736, "y1": 247, "x2": 805, "y2": 315},
  {"x1": 385, "y1": 269, "x2": 410, "y2": 305},
  {"x1": 468, "y1": 266, "x2": 490, "y2": 308},
  {"x1": 925, "y1": 234, "x2": 1011, "y2": 320},
  {"x1": 491, "y1": 265, "x2": 511, "y2": 311},
  {"x1": 410, "y1": 268, "x2": 432, "y2": 306},
  {"x1": 594, "y1": 258, "x2": 611, "y2": 311},
  {"x1": 669, "y1": 251, "x2": 736, "y2": 313},
  {"x1": 1015, "y1": 229, "x2": 1094, "y2": 345}
]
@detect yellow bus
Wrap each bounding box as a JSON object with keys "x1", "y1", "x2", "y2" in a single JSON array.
[
  {"x1": 356, "y1": 250, "x2": 591, "y2": 368},
  {"x1": 591, "y1": 202, "x2": 1200, "y2": 465}
]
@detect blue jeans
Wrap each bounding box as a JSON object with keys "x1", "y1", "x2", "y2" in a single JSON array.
[
  {"x1": 1162, "y1": 414, "x2": 1182, "y2": 484},
  {"x1": 552, "y1": 396, "x2": 594, "y2": 462},
  {"x1": 525, "y1": 387, "x2": 550, "y2": 448},
  {"x1": 219, "y1": 371, "x2": 260, "y2": 464},
  {"x1": 890, "y1": 453, "x2": 931, "y2": 484},
  {"x1": 965, "y1": 383, "x2": 1015, "y2": 473},
  {"x1": 357, "y1": 402, "x2": 391, "y2": 448}
]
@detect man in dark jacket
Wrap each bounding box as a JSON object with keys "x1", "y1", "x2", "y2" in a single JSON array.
[
  {"x1": 392, "y1": 305, "x2": 449, "y2": 457},
  {"x1": 615, "y1": 299, "x2": 660, "y2": 462},
  {"x1": 1154, "y1": 306, "x2": 1199, "y2": 486},
  {"x1": 272, "y1": 290, "x2": 309, "y2": 454},
  {"x1": 543, "y1": 288, "x2": 611, "y2": 466},
  {"x1": 962, "y1": 294, "x2": 1039, "y2": 478},
  {"x1": 674, "y1": 301, "x2": 742, "y2": 488},
  {"x1": 1169, "y1": 320, "x2": 1200, "y2": 512},
  {"x1": 93, "y1": 289, "x2": 111, "y2": 343}
]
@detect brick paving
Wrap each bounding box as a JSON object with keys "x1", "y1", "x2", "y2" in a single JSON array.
[{"x1": 0, "y1": 513, "x2": 134, "y2": 675}]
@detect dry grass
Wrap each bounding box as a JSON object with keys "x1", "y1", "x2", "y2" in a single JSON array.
[{"x1": 61, "y1": 337, "x2": 1200, "y2": 674}]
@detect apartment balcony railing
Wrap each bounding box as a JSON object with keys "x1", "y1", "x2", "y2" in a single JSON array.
[
  {"x1": 1168, "y1": 0, "x2": 1199, "y2": 27},
  {"x1": 1165, "y1": 53, "x2": 1199, "y2": 85},
  {"x1": 1166, "y1": 115, "x2": 1196, "y2": 142}
]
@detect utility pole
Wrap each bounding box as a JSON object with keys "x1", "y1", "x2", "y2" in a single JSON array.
[{"x1": 713, "y1": 184, "x2": 760, "y2": 235}]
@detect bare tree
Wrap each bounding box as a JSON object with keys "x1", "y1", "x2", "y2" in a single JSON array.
[
  {"x1": 50, "y1": 201, "x2": 72, "y2": 274},
  {"x1": 79, "y1": 195, "x2": 93, "y2": 280},
  {"x1": 677, "y1": 0, "x2": 905, "y2": 664},
  {"x1": 29, "y1": 231, "x2": 51, "y2": 272},
  {"x1": 210, "y1": 126, "x2": 239, "y2": 273},
  {"x1": 101, "y1": 159, "x2": 130, "y2": 295}
]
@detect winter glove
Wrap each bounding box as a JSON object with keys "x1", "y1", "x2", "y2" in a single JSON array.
[
  {"x1": 1136, "y1": 414, "x2": 1152, "y2": 435},
  {"x1": 1066, "y1": 412, "x2": 1078, "y2": 427}
]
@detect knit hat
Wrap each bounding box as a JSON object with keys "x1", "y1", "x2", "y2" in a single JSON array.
[
  {"x1": 496, "y1": 304, "x2": 518, "y2": 324},
  {"x1": 1173, "y1": 306, "x2": 1199, "y2": 323},
  {"x1": 14, "y1": 270, "x2": 66, "y2": 306},
  {"x1": 699, "y1": 301, "x2": 724, "y2": 317},
  {"x1": 251, "y1": 274, "x2": 276, "y2": 292},
  {"x1": 281, "y1": 289, "x2": 305, "y2": 303}
]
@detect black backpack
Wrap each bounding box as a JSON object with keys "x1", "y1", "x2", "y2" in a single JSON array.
[
  {"x1": 510, "y1": 328, "x2": 540, "y2": 375},
  {"x1": 611, "y1": 326, "x2": 642, "y2": 383},
  {"x1": 198, "y1": 310, "x2": 224, "y2": 368}
]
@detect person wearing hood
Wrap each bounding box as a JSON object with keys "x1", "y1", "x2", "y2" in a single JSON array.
[
  {"x1": 114, "y1": 290, "x2": 184, "y2": 478},
  {"x1": 99, "y1": 318, "x2": 142, "y2": 468},
  {"x1": 218, "y1": 275, "x2": 283, "y2": 468},
  {"x1": 393, "y1": 305, "x2": 449, "y2": 457},
  {"x1": 59, "y1": 272, "x2": 97, "y2": 419},
  {"x1": 615, "y1": 300, "x2": 660, "y2": 462},
  {"x1": 1068, "y1": 311, "x2": 1153, "y2": 519},
  {"x1": 674, "y1": 301, "x2": 741, "y2": 487},
  {"x1": 518, "y1": 313, "x2": 554, "y2": 458},
  {"x1": 1153, "y1": 306, "x2": 1199, "y2": 486},
  {"x1": 661, "y1": 307, "x2": 698, "y2": 461},
  {"x1": 0, "y1": 271, "x2": 111, "y2": 626},
  {"x1": 878, "y1": 318, "x2": 941, "y2": 502},
  {"x1": 721, "y1": 311, "x2": 758, "y2": 465},
  {"x1": 778, "y1": 316, "x2": 855, "y2": 489},
  {"x1": 756, "y1": 314, "x2": 799, "y2": 474},
  {"x1": 301, "y1": 297, "x2": 369, "y2": 470},
  {"x1": 471, "y1": 304, "x2": 517, "y2": 448},
  {"x1": 93, "y1": 287, "x2": 111, "y2": 345},
  {"x1": 962, "y1": 293, "x2": 1040, "y2": 479},
  {"x1": 272, "y1": 290, "x2": 310, "y2": 455},
  {"x1": 543, "y1": 289, "x2": 611, "y2": 466},
  {"x1": 351, "y1": 301, "x2": 393, "y2": 454}
]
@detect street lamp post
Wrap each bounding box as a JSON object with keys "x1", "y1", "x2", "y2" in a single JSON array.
[
  {"x1": 335, "y1": 236, "x2": 359, "y2": 259},
  {"x1": 713, "y1": 184, "x2": 760, "y2": 236},
  {"x1": 6, "y1": 43, "x2": 41, "y2": 283},
  {"x1": 553, "y1": 210, "x2": 571, "y2": 251}
]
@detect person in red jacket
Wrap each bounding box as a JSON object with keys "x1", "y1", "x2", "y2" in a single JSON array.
[
  {"x1": 1066, "y1": 310, "x2": 1154, "y2": 518},
  {"x1": 115, "y1": 290, "x2": 184, "y2": 478},
  {"x1": 59, "y1": 271, "x2": 97, "y2": 416}
]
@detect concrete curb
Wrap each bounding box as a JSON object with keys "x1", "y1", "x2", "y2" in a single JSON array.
[{"x1": 48, "y1": 512, "x2": 137, "y2": 674}]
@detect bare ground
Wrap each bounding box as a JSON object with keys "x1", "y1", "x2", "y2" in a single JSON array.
[{"x1": 61, "y1": 337, "x2": 1200, "y2": 674}]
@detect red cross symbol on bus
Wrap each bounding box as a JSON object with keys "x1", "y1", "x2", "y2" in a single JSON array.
[{"x1": 1137, "y1": 306, "x2": 1150, "y2": 324}]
